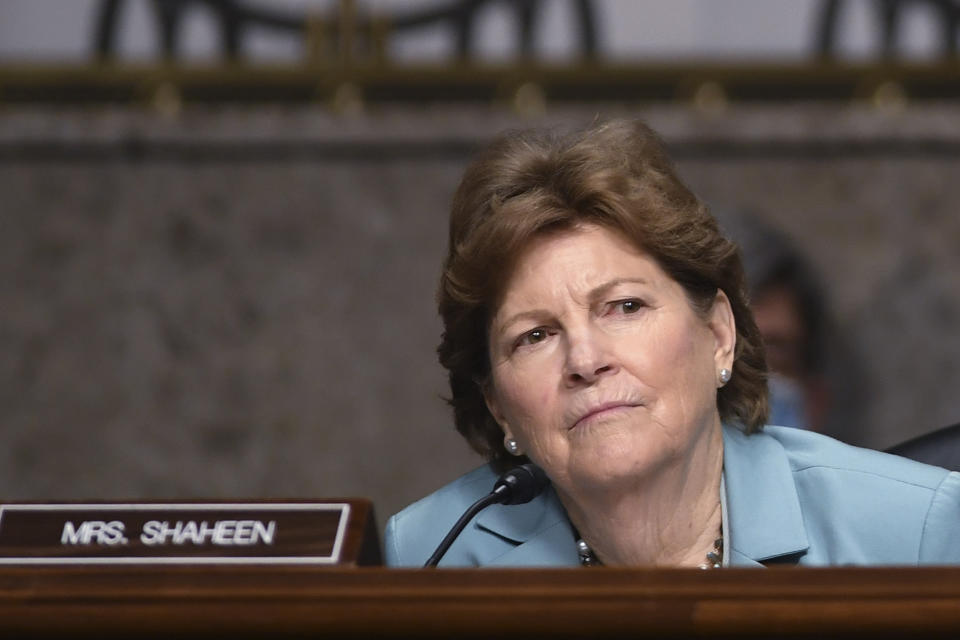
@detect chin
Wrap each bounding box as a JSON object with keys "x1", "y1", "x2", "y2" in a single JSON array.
[{"x1": 565, "y1": 441, "x2": 670, "y2": 489}]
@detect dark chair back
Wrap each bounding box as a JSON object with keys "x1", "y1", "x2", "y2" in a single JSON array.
[{"x1": 885, "y1": 422, "x2": 960, "y2": 471}]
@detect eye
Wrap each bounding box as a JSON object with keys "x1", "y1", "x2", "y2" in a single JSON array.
[
  {"x1": 609, "y1": 298, "x2": 645, "y2": 315},
  {"x1": 515, "y1": 327, "x2": 551, "y2": 348}
]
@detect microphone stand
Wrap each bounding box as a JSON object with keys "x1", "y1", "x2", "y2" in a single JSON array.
[{"x1": 424, "y1": 463, "x2": 548, "y2": 567}]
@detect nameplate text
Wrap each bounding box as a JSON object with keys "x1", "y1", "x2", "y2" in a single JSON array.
[{"x1": 0, "y1": 503, "x2": 351, "y2": 564}]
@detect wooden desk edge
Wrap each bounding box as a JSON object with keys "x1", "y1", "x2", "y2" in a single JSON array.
[{"x1": 1, "y1": 566, "x2": 958, "y2": 637}]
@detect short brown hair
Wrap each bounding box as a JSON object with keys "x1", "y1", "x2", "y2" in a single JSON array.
[{"x1": 438, "y1": 119, "x2": 767, "y2": 472}]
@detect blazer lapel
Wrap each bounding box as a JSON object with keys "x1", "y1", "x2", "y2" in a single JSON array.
[
  {"x1": 475, "y1": 486, "x2": 580, "y2": 567},
  {"x1": 722, "y1": 425, "x2": 809, "y2": 566}
]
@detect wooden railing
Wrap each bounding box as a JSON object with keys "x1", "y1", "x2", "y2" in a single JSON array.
[{"x1": 1, "y1": 62, "x2": 959, "y2": 110}]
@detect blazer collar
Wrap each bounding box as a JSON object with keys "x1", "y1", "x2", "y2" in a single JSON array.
[
  {"x1": 475, "y1": 485, "x2": 580, "y2": 566},
  {"x1": 722, "y1": 424, "x2": 809, "y2": 565}
]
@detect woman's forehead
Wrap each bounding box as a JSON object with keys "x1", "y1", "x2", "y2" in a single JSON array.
[{"x1": 493, "y1": 225, "x2": 669, "y2": 313}]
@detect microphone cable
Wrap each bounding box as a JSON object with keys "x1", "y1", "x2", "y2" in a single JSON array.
[{"x1": 424, "y1": 463, "x2": 549, "y2": 567}]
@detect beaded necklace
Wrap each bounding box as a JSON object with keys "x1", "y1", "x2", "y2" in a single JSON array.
[{"x1": 575, "y1": 531, "x2": 724, "y2": 569}]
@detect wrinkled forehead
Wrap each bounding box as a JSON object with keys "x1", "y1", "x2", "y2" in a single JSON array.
[
  {"x1": 488, "y1": 220, "x2": 623, "y2": 292},
  {"x1": 487, "y1": 222, "x2": 658, "y2": 323}
]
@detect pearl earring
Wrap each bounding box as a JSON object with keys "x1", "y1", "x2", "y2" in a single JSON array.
[
  {"x1": 718, "y1": 368, "x2": 732, "y2": 385},
  {"x1": 504, "y1": 438, "x2": 521, "y2": 455}
]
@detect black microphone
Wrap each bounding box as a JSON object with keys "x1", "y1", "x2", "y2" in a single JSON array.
[{"x1": 423, "y1": 463, "x2": 550, "y2": 567}]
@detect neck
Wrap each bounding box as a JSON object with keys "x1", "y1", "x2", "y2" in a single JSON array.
[{"x1": 557, "y1": 422, "x2": 724, "y2": 567}]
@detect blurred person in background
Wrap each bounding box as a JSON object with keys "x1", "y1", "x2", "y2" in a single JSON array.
[{"x1": 716, "y1": 211, "x2": 831, "y2": 433}]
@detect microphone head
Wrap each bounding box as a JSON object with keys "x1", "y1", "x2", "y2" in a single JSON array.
[{"x1": 492, "y1": 463, "x2": 550, "y2": 505}]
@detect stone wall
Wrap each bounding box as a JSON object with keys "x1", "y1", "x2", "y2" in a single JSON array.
[{"x1": 2, "y1": 104, "x2": 958, "y2": 530}]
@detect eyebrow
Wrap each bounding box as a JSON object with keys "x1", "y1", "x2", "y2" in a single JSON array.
[
  {"x1": 588, "y1": 277, "x2": 649, "y2": 302},
  {"x1": 495, "y1": 277, "x2": 651, "y2": 333}
]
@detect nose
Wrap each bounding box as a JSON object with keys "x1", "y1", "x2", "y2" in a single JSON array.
[{"x1": 563, "y1": 327, "x2": 617, "y2": 386}]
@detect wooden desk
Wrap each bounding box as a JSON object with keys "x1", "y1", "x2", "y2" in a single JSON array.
[{"x1": 2, "y1": 566, "x2": 959, "y2": 637}]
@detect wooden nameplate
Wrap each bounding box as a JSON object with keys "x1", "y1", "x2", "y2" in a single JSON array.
[{"x1": 0, "y1": 499, "x2": 381, "y2": 566}]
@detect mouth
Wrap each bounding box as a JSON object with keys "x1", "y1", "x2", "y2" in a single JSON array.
[{"x1": 570, "y1": 402, "x2": 641, "y2": 430}]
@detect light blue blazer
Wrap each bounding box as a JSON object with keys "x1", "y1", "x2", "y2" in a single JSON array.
[{"x1": 385, "y1": 425, "x2": 960, "y2": 567}]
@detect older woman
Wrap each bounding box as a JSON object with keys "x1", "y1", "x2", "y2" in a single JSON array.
[{"x1": 385, "y1": 119, "x2": 960, "y2": 568}]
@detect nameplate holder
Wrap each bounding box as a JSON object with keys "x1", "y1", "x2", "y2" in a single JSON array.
[{"x1": 0, "y1": 499, "x2": 381, "y2": 566}]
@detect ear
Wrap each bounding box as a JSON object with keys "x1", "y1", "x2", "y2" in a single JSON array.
[
  {"x1": 707, "y1": 289, "x2": 737, "y2": 379},
  {"x1": 480, "y1": 379, "x2": 514, "y2": 441}
]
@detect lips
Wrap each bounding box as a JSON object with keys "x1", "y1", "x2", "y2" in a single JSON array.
[{"x1": 569, "y1": 400, "x2": 642, "y2": 430}]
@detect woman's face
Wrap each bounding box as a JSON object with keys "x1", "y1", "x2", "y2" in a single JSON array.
[{"x1": 485, "y1": 224, "x2": 735, "y2": 493}]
